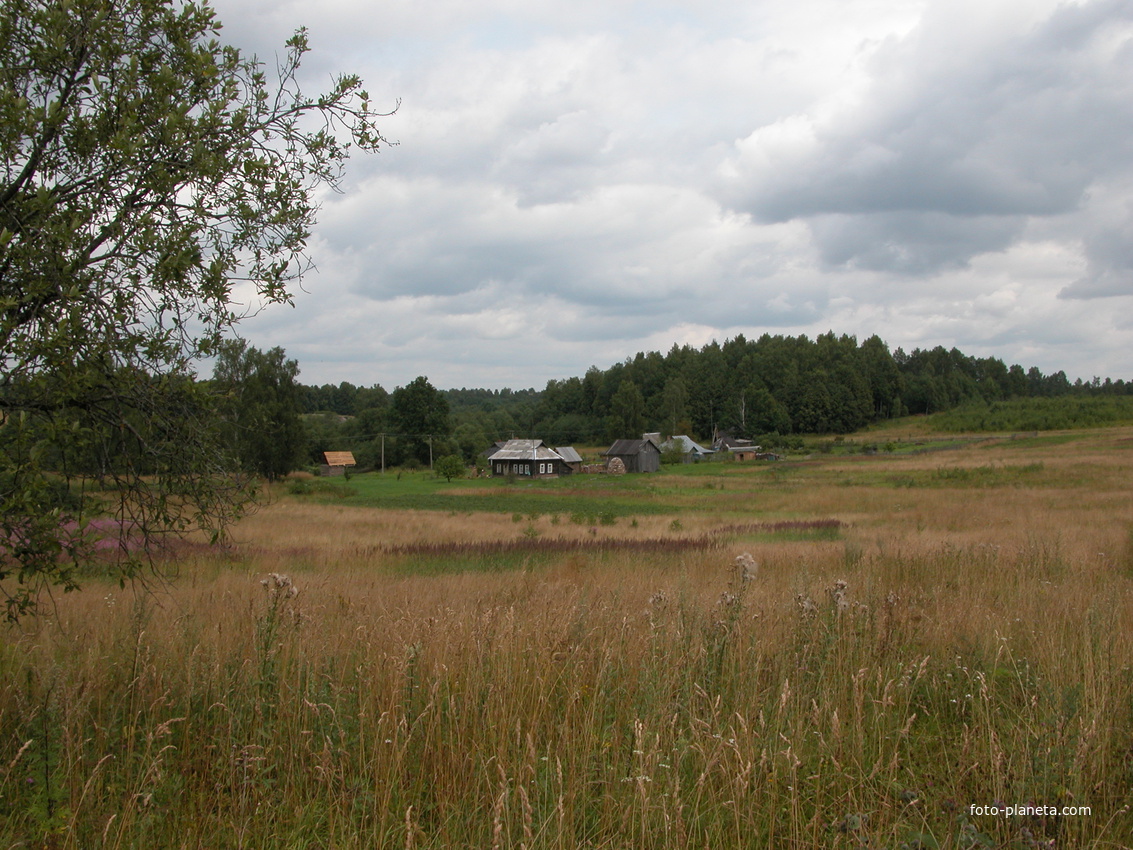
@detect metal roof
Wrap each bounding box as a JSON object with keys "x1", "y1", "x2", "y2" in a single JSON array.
[
  {"x1": 489, "y1": 439, "x2": 564, "y2": 462},
  {"x1": 555, "y1": 447, "x2": 583, "y2": 463},
  {"x1": 664, "y1": 435, "x2": 714, "y2": 455},
  {"x1": 603, "y1": 439, "x2": 659, "y2": 456}
]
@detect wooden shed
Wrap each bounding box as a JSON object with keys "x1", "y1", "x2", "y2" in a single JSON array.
[
  {"x1": 321, "y1": 451, "x2": 356, "y2": 476},
  {"x1": 555, "y1": 446, "x2": 583, "y2": 474},
  {"x1": 602, "y1": 439, "x2": 661, "y2": 473}
]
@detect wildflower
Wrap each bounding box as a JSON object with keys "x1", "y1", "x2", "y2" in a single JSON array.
[
  {"x1": 262, "y1": 573, "x2": 299, "y2": 599},
  {"x1": 734, "y1": 552, "x2": 758, "y2": 582},
  {"x1": 829, "y1": 580, "x2": 850, "y2": 612}
]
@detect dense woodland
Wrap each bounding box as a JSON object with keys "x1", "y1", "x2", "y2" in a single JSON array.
[{"x1": 296, "y1": 333, "x2": 1132, "y2": 468}]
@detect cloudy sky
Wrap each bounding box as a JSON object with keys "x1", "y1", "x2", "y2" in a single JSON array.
[{"x1": 208, "y1": 0, "x2": 1133, "y2": 391}]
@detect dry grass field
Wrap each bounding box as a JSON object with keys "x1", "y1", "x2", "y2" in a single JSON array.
[{"x1": 3, "y1": 426, "x2": 1133, "y2": 848}]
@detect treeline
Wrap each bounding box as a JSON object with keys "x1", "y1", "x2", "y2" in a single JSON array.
[
  {"x1": 299, "y1": 383, "x2": 539, "y2": 470},
  {"x1": 523, "y1": 334, "x2": 1131, "y2": 445},
  {"x1": 16, "y1": 333, "x2": 1120, "y2": 493},
  {"x1": 296, "y1": 332, "x2": 1130, "y2": 465}
]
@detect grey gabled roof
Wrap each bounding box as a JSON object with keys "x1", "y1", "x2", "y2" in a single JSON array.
[
  {"x1": 489, "y1": 439, "x2": 564, "y2": 462},
  {"x1": 555, "y1": 447, "x2": 583, "y2": 464},
  {"x1": 664, "y1": 435, "x2": 714, "y2": 455},
  {"x1": 603, "y1": 439, "x2": 659, "y2": 456}
]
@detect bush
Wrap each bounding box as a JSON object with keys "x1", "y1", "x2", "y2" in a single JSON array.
[
  {"x1": 286, "y1": 478, "x2": 356, "y2": 498},
  {"x1": 434, "y1": 454, "x2": 466, "y2": 482}
]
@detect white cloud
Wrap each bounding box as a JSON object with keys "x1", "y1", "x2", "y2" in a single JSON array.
[{"x1": 204, "y1": 0, "x2": 1133, "y2": 389}]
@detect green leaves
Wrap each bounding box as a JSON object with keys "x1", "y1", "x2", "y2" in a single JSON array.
[
  {"x1": 0, "y1": 0, "x2": 391, "y2": 615},
  {"x1": 211, "y1": 340, "x2": 304, "y2": 482}
]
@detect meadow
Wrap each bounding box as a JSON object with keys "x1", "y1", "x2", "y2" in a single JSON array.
[{"x1": 2, "y1": 424, "x2": 1133, "y2": 848}]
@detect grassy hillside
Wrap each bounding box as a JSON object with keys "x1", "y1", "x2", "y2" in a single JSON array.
[{"x1": 933, "y1": 396, "x2": 1133, "y2": 432}]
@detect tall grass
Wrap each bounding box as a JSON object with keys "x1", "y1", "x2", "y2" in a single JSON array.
[{"x1": 2, "y1": 428, "x2": 1133, "y2": 847}]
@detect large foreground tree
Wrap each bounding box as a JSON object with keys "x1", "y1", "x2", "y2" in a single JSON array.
[{"x1": 0, "y1": 0, "x2": 390, "y2": 617}]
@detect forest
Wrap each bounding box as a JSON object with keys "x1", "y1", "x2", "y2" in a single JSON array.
[{"x1": 296, "y1": 333, "x2": 1133, "y2": 468}]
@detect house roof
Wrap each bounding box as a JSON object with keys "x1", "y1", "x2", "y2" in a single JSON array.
[
  {"x1": 664, "y1": 435, "x2": 713, "y2": 455},
  {"x1": 715, "y1": 436, "x2": 754, "y2": 450},
  {"x1": 555, "y1": 447, "x2": 583, "y2": 464},
  {"x1": 489, "y1": 439, "x2": 564, "y2": 462},
  {"x1": 603, "y1": 439, "x2": 659, "y2": 456}
]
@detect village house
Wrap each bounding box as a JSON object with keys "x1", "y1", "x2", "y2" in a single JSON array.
[
  {"x1": 487, "y1": 439, "x2": 569, "y2": 478},
  {"x1": 730, "y1": 446, "x2": 763, "y2": 461},
  {"x1": 713, "y1": 433, "x2": 754, "y2": 452}
]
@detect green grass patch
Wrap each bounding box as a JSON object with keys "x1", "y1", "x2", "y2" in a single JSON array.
[
  {"x1": 286, "y1": 477, "x2": 358, "y2": 498},
  {"x1": 990, "y1": 432, "x2": 1090, "y2": 449}
]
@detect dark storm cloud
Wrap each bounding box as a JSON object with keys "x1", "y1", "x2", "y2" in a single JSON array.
[
  {"x1": 1061, "y1": 219, "x2": 1133, "y2": 298},
  {"x1": 810, "y1": 213, "x2": 1026, "y2": 274}
]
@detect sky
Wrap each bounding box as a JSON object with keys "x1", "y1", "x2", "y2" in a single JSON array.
[{"x1": 207, "y1": 0, "x2": 1133, "y2": 391}]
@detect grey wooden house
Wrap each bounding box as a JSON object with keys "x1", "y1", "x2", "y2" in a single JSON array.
[
  {"x1": 602, "y1": 439, "x2": 661, "y2": 473},
  {"x1": 488, "y1": 439, "x2": 568, "y2": 478}
]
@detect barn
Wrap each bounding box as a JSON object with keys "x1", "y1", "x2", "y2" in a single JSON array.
[{"x1": 602, "y1": 439, "x2": 661, "y2": 473}]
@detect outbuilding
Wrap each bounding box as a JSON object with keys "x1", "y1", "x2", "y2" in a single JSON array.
[
  {"x1": 555, "y1": 446, "x2": 584, "y2": 474},
  {"x1": 602, "y1": 439, "x2": 661, "y2": 473},
  {"x1": 662, "y1": 435, "x2": 715, "y2": 463}
]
